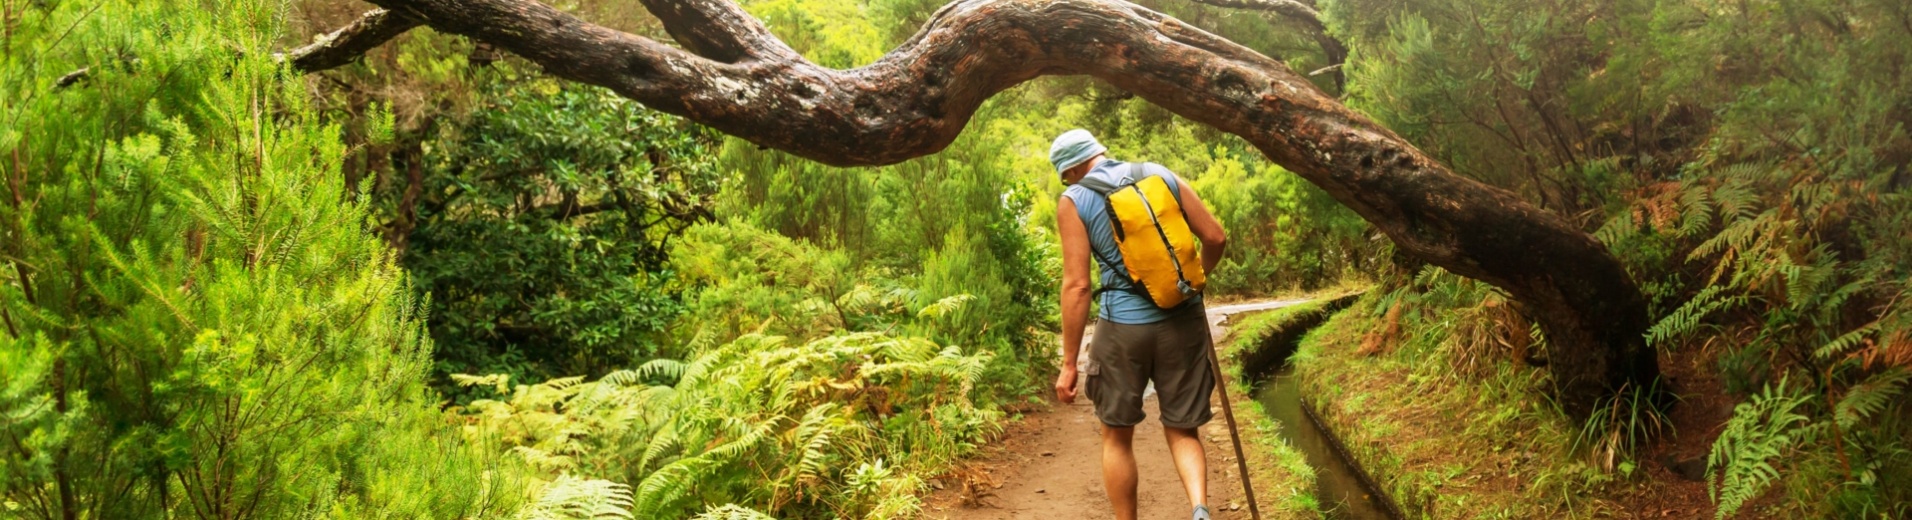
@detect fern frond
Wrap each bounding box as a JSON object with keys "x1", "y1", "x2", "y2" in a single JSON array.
[
  {"x1": 1677, "y1": 183, "x2": 1714, "y2": 238},
  {"x1": 916, "y1": 294, "x2": 976, "y2": 319},
  {"x1": 1710, "y1": 176, "x2": 1761, "y2": 221},
  {"x1": 596, "y1": 369, "x2": 644, "y2": 387},
  {"x1": 634, "y1": 358, "x2": 689, "y2": 385},
  {"x1": 517, "y1": 476, "x2": 635, "y2": 520},
  {"x1": 1646, "y1": 286, "x2": 1741, "y2": 346},
  {"x1": 1708, "y1": 378, "x2": 1812, "y2": 520},
  {"x1": 689, "y1": 504, "x2": 778, "y2": 520},
  {"x1": 789, "y1": 403, "x2": 849, "y2": 487},
  {"x1": 453, "y1": 373, "x2": 513, "y2": 396},
  {"x1": 1592, "y1": 211, "x2": 1637, "y2": 246},
  {"x1": 708, "y1": 416, "x2": 780, "y2": 461},
  {"x1": 634, "y1": 457, "x2": 716, "y2": 516},
  {"x1": 1834, "y1": 369, "x2": 1910, "y2": 430},
  {"x1": 636, "y1": 425, "x2": 683, "y2": 474},
  {"x1": 1412, "y1": 264, "x2": 1449, "y2": 289},
  {"x1": 1815, "y1": 321, "x2": 1880, "y2": 361}
]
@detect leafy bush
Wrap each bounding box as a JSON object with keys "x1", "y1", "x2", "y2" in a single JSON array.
[
  {"x1": 404, "y1": 68, "x2": 722, "y2": 387},
  {"x1": 0, "y1": 1, "x2": 531, "y2": 516}
]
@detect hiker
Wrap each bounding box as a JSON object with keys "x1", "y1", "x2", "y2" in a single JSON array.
[{"x1": 1050, "y1": 129, "x2": 1228, "y2": 520}]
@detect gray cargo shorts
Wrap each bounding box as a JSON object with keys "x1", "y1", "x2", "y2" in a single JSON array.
[{"x1": 1082, "y1": 303, "x2": 1215, "y2": 429}]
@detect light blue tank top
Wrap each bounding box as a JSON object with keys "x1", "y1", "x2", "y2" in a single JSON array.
[{"x1": 1063, "y1": 159, "x2": 1203, "y2": 325}]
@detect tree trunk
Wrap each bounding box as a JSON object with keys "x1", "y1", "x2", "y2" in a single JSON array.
[{"x1": 348, "y1": 0, "x2": 1658, "y2": 417}]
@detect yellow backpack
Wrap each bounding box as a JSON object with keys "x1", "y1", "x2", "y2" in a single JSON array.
[{"x1": 1079, "y1": 163, "x2": 1207, "y2": 309}]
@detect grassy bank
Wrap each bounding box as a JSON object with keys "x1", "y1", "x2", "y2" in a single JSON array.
[
  {"x1": 1281, "y1": 279, "x2": 1765, "y2": 519},
  {"x1": 1290, "y1": 293, "x2": 1600, "y2": 518}
]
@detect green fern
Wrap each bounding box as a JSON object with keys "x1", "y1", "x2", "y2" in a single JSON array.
[
  {"x1": 1815, "y1": 321, "x2": 1880, "y2": 361},
  {"x1": 633, "y1": 358, "x2": 688, "y2": 385},
  {"x1": 1646, "y1": 285, "x2": 1743, "y2": 347},
  {"x1": 1593, "y1": 210, "x2": 1638, "y2": 245},
  {"x1": 1708, "y1": 378, "x2": 1813, "y2": 519},
  {"x1": 460, "y1": 331, "x2": 1001, "y2": 519},
  {"x1": 517, "y1": 476, "x2": 635, "y2": 520},
  {"x1": 690, "y1": 505, "x2": 779, "y2": 520},
  {"x1": 916, "y1": 293, "x2": 976, "y2": 318},
  {"x1": 633, "y1": 457, "x2": 717, "y2": 516},
  {"x1": 1709, "y1": 176, "x2": 1762, "y2": 222},
  {"x1": 1677, "y1": 182, "x2": 1715, "y2": 238},
  {"x1": 1833, "y1": 369, "x2": 1910, "y2": 430}
]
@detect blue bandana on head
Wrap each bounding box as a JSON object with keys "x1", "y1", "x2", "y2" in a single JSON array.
[{"x1": 1049, "y1": 129, "x2": 1108, "y2": 175}]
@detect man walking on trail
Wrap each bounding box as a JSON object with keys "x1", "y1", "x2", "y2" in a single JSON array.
[{"x1": 1050, "y1": 129, "x2": 1228, "y2": 520}]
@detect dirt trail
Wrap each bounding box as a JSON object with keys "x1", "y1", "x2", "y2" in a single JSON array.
[{"x1": 925, "y1": 300, "x2": 1308, "y2": 520}]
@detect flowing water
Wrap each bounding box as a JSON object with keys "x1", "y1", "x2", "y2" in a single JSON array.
[{"x1": 1253, "y1": 367, "x2": 1397, "y2": 520}]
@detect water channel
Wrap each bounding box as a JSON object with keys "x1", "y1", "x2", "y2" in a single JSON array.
[
  {"x1": 1227, "y1": 297, "x2": 1398, "y2": 520},
  {"x1": 1253, "y1": 367, "x2": 1396, "y2": 520}
]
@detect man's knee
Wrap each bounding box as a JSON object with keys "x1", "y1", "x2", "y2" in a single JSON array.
[
  {"x1": 1163, "y1": 425, "x2": 1201, "y2": 441},
  {"x1": 1101, "y1": 425, "x2": 1135, "y2": 443}
]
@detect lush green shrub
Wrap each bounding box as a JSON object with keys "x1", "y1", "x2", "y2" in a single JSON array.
[
  {"x1": 0, "y1": 1, "x2": 530, "y2": 516},
  {"x1": 402, "y1": 68, "x2": 722, "y2": 385}
]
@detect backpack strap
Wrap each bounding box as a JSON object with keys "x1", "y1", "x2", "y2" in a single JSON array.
[{"x1": 1073, "y1": 161, "x2": 1152, "y2": 302}]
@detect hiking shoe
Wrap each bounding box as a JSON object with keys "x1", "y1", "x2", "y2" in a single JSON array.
[{"x1": 1192, "y1": 504, "x2": 1212, "y2": 520}]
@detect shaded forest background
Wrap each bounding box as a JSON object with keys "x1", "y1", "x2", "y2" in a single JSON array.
[{"x1": 1, "y1": 0, "x2": 1907, "y2": 518}]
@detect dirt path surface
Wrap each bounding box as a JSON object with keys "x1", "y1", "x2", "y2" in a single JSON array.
[{"x1": 925, "y1": 300, "x2": 1309, "y2": 520}]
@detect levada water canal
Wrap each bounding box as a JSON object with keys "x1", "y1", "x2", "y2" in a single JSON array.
[{"x1": 1237, "y1": 298, "x2": 1400, "y2": 520}]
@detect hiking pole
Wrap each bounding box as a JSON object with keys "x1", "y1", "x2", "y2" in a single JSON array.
[{"x1": 1202, "y1": 310, "x2": 1262, "y2": 520}]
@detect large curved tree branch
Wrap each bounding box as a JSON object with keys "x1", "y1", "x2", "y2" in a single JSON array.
[
  {"x1": 281, "y1": 9, "x2": 423, "y2": 71},
  {"x1": 354, "y1": 0, "x2": 1656, "y2": 416}
]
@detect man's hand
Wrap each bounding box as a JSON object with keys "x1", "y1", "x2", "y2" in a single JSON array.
[{"x1": 1055, "y1": 365, "x2": 1079, "y2": 404}]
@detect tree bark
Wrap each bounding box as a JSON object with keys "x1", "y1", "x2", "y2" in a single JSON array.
[
  {"x1": 345, "y1": 0, "x2": 1657, "y2": 417},
  {"x1": 280, "y1": 9, "x2": 422, "y2": 72}
]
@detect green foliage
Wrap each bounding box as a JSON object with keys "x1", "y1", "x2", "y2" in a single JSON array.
[
  {"x1": 1644, "y1": 285, "x2": 1743, "y2": 347},
  {"x1": 402, "y1": 67, "x2": 722, "y2": 384},
  {"x1": 1708, "y1": 378, "x2": 1814, "y2": 519},
  {"x1": 515, "y1": 477, "x2": 636, "y2": 520},
  {"x1": 0, "y1": 0, "x2": 532, "y2": 516},
  {"x1": 1333, "y1": 0, "x2": 1912, "y2": 512},
  {"x1": 1573, "y1": 380, "x2": 1672, "y2": 473},
  {"x1": 741, "y1": 0, "x2": 887, "y2": 68},
  {"x1": 1185, "y1": 145, "x2": 1380, "y2": 296},
  {"x1": 703, "y1": 98, "x2": 1063, "y2": 395},
  {"x1": 458, "y1": 332, "x2": 1001, "y2": 519}
]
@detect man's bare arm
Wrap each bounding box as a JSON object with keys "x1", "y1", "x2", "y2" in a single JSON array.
[
  {"x1": 1056, "y1": 196, "x2": 1094, "y2": 403},
  {"x1": 1177, "y1": 180, "x2": 1228, "y2": 274}
]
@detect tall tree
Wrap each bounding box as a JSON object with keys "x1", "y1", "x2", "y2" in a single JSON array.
[{"x1": 299, "y1": 0, "x2": 1657, "y2": 417}]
